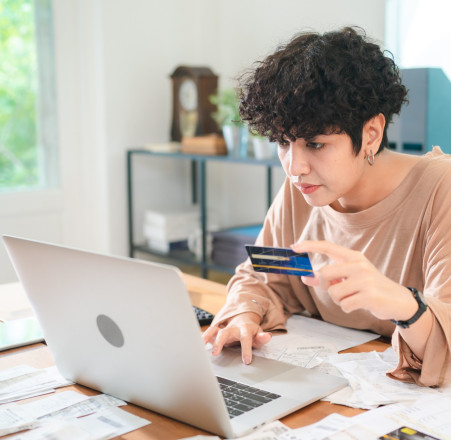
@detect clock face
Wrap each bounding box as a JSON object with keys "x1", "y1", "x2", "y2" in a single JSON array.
[{"x1": 179, "y1": 78, "x2": 198, "y2": 111}]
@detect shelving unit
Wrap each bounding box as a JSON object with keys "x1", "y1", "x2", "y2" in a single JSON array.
[{"x1": 126, "y1": 149, "x2": 281, "y2": 278}]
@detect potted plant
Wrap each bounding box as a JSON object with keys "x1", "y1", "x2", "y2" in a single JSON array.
[
  {"x1": 209, "y1": 88, "x2": 249, "y2": 157},
  {"x1": 250, "y1": 131, "x2": 278, "y2": 160}
]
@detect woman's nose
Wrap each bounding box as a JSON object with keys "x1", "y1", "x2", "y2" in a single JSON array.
[{"x1": 288, "y1": 142, "x2": 310, "y2": 177}]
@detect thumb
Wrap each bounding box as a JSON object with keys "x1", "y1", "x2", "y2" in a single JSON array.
[
  {"x1": 253, "y1": 331, "x2": 272, "y2": 349},
  {"x1": 301, "y1": 274, "x2": 319, "y2": 286}
]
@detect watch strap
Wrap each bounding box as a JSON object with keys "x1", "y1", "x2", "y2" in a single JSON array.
[{"x1": 391, "y1": 287, "x2": 427, "y2": 329}]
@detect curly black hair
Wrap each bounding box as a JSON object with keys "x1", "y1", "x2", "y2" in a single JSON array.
[{"x1": 238, "y1": 27, "x2": 408, "y2": 155}]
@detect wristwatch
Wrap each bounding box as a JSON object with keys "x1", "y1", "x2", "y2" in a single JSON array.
[{"x1": 391, "y1": 287, "x2": 428, "y2": 329}]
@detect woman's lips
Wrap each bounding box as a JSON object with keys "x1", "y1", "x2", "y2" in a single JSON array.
[{"x1": 298, "y1": 183, "x2": 321, "y2": 194}]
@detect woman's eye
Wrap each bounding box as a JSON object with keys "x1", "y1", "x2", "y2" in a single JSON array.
[
  {"x1": 306, "y1": 142, "x2": 324, "y2": 150},
  {"x1": 277, "y1": 142, "x2": 289, "y2": 149}
]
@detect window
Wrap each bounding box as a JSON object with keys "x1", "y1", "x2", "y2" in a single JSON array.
[
  {"x1": 0, "y1": 0, "x2": 58, "y2": 192},
  {"x1": 385, "y1": 0, "x2": 451, "y2": 80}
]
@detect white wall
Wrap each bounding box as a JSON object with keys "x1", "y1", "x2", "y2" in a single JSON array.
[{"x1": 0, "y1": 0, "x2": 386, "y2": 283}]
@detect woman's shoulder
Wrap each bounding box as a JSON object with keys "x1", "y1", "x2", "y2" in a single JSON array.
[
  {"x1": 374, "y1": 148, "x2": 450, "y2": 212},
  {"x1": 424, "y1": 145, "x2": 450, "y2": 159},
  {"x1": 420, "y1": 146, "x2": 451, "y2": 179},
  {"x1": 423, "y1": 146, "x2": 451, "y2": 164},
  {"x1": 405, "y1": 147, "x2": 451, "y2": 208},
  {"x1": 401, "y1": 147, "x2": 451, "y2": 184}
]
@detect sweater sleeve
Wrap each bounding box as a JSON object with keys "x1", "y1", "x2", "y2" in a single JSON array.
[
  {"x1": 388, "y1": 154, "x2": 451, "y2": 386},
  {"x1": 388, "y1": 298, "x2": 451, "y2": 386}
]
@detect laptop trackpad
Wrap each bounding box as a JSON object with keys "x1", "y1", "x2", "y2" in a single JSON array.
[
  {"x1": 210, "y1": 348, "x2": 296, "y2": 385},
  {"x1": 210, "y1": 347, "x2": 347, "y2": 401}
]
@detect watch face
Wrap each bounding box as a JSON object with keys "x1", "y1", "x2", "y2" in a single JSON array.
[{"x1": 179, "y1": 79, "x2": 198, "y2": 111}]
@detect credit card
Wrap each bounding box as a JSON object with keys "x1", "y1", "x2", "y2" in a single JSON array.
[
  {"x1": 245, "y1": 245, "x2": 314, "y2": 277},
  {"x1": 379, "y1": 426, "x2": 440, "y2": 439}
]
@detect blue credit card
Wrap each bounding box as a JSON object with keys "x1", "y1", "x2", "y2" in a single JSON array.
[{"x1": 245, "y1": 245, "x2": 314, "y2": 277}]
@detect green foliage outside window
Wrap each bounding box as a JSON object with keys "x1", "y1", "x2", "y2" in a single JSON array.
[{"x1": 0, "y1": 0, "x2": 38, "y2": 190}]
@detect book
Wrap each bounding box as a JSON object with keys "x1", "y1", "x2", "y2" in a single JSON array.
[
  {"x1": 181, "y1": 134, "x2": 227, "y2": 155},
  {"x1": 212, "y1": 225, "x2": 262, "y2": 267},
  {"x1": 144, "y1": 142, "x2": 181, "y2": 153}
]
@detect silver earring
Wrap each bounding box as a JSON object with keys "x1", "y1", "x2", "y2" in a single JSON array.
[{"x1": 367, "y1": 150, "x2": 375, "y2": 166}]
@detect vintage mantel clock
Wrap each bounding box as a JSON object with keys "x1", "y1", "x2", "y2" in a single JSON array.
[{"x1": 170, "y1": 66, "x2": 220, "y2": 141}]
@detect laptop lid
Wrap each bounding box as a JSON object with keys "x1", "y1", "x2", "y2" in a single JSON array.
[{"x1": 3, "y1": 235, "x2": 347, "y2": 438}]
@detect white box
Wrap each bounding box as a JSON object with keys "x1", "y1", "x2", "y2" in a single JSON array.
[
  {"x1": 147, "y1": 238, "x2": 188, "y2": 255},
  {"x1": 143, "y1": 222, "x2": 197, "y2": 242},
  {"x1": 144, "y1": 207, "x2": 200, "y2": 229},
  {"x1": 143, "y1": 207, "x2": 200, "y2": 250}
]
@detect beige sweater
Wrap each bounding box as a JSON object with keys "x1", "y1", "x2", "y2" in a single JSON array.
[{"x1": 213, "y1": 147, "x2": 451, "y2": 387}]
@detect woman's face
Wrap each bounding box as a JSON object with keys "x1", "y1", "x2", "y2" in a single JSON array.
[{"x1": 278, "y1": 133, "x2": 369, "y2": 212}]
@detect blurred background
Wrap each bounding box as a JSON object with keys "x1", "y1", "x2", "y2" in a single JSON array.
[{"x1": 1, "y1": 0, "x2": 450, "y2": 284}]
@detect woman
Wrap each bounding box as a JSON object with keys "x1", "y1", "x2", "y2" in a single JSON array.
[{"x1": 203, "y1": 27, "x2": 451, "y2": 387}]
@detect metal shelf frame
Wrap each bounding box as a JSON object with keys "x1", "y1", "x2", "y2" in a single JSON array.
[{"x1": 126, "y1": 149, "x2": 281, "y2": 278}]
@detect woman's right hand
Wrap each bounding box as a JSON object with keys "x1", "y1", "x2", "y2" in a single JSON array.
[{"x1": 202, "y1": 312, "x2": 272, "y2": 365}]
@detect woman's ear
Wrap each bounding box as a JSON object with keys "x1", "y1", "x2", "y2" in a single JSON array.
[{"x1": 362, "y1": 113, "x2": 385, "y2": 154}]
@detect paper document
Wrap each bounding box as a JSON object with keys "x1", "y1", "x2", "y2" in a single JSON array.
[
  {"x1": 0, "y1": 364, "x2": 147, "y2": 439},
  {"x1": 319, "y1": 349, "x2": 446, "y2": 409},
  {"x1": 310, "y1": 396, "x2": 451, "y2": 440},
  {"x1": 389, "y1": 394, "x2": 451, "y2": 440},
  {"x1": 0, "y1": 390, "x2": 88, "y2": 436},
  {"x1": 278, "y1": 413, "x2": 355, "y2": 440},
  {"x1": 181, "y1": 421, "x2": 291, "y2": 440},
  {"x1": 285, "y1": 315, "x2": 380, "y2": 351},
  {"x1": 0, "y1": 390, "x2": 126, "y2": 436},
  {"x1": 233, "y1": 420, "x2": 291, "y2": 439},
  {"x1": 253, "y1": 335, "x2": 337, "y2": 368},
  {"x1": 328, "y1": 404, "x2": 404, "y2": 439},
  {"x1": 20, "y1": 390, "x2": 89, "y2": 420},
  {"x1": 252, "y1": 314, "x2": 379, "y2": 368},
  {"x1": 39, "y1": 393, "x2": 126, "y2": 420},
  {"x1": 0, "y1": 365, "x2": 73, "y2": 405},
  {"x1": 4, "y1": 407, "x2": 150, "y2": 440}
]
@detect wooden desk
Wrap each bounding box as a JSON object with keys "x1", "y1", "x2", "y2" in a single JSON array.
[{"x1": 0, "y1": 276, "x2": 390, "y2": 439}]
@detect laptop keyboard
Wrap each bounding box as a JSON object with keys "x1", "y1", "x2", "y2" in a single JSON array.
[
  {"x1": 193, "y1": 306, "x2": 214, "y2": 326},
  {"x1": 217, "y1": 376, "x2": 281, "y2": 418}
]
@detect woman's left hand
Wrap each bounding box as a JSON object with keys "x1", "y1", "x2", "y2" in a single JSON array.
[{"x1": 292, "y1": 240, "x2": 418, "y2": 322}]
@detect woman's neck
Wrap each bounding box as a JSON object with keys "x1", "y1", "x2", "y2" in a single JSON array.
[{"x1": 330, "y1": 150, "x2": 421, "y2": 213}]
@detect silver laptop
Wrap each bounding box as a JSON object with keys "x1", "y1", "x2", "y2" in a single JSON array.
[{"x1": 3, "y1": 235, "x2": 347, "y2": 438}]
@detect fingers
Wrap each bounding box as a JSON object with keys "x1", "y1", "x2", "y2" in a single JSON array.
[
  {"x1": 292, "y1": 240, "x2": 360, "y2": 263},
  {"x1": 294, "y1": 240, "x2": 406, "y2": 320},
  {"x1": 293, "y1": 240, "x2": 377, "y2": 312},
  {"x1": 202, "y1": 325, "x2": 219, "y2": 345},
  {"x1": 210, "y1": 326, "x2": 236, "y2": 357},
  {"x1": 240, "y1": 327, "x2": 254, "y2": 365},
  {"x1": 202, "y1": 321, "x2": 271, "y2": 365},
  {"x1": 203, "y1": 325, "x2": 235, "y2": 357},
  {"x1": 253, "y1": 331, "x2": 272, "y2": 349},
  {"x1": 302, "y1": 268, "x2": 346, "y2": 291},
  {"x1": 301, "y1": 274, "x2": 319, "y2": 287}
]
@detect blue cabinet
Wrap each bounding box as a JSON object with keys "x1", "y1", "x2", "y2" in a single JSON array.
[{"x1": 388, "y1": 68, "x2": 451, "y2": 154}]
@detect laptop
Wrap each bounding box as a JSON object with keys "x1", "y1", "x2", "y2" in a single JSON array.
[{"x1": 3, "y1": 235, "x2": 347, "y2": 438}]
